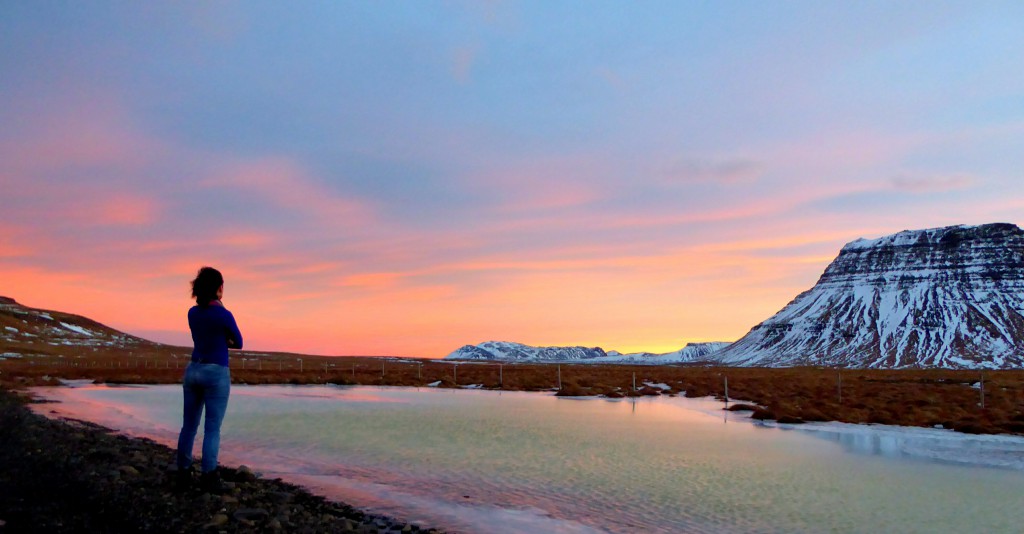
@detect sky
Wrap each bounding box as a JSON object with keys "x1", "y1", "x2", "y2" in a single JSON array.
[{"x1": 2, "y1": 2, "x2": 1023, "y2": 358}]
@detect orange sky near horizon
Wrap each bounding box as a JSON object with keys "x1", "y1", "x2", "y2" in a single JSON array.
[{"x1": 0, "y1": 225, "x2": 976, "y2": 358}]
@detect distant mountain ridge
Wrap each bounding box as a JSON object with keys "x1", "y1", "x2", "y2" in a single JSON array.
[
  {"x1": 715, "y1": 223, "x2": 1024, "y2": 369},
  {"x1": 445, "y1": 341, "x2": 731, "y2": 364}
]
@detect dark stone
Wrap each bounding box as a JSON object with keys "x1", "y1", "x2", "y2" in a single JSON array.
[
  {"x1": 233, "y1": 507, "x2": 270, "y2": 522},
  {"x1": 269, "y1": 491, "x2": 294, "y2": 504}
]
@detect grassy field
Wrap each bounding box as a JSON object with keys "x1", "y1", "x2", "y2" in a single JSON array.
[{"x1": 3, "y1": 343, "x2": 1023, "y2": 436}]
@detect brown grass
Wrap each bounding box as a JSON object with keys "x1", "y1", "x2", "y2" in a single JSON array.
[{"x1": 2, "y1": 344, "x2": 1023, "y2": 436}]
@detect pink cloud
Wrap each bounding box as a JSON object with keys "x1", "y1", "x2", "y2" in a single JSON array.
[
  {"x1": 3, "y1": 180, "x2": 165, "y2": 230},
  {"x1": 658, "y1": 157, "x2": 763, "y2": 185},
  {"x1": 596, "y1": 67, "x2": 629, "y2": 92},
  {"x1": 180, "y1": 2, "x2": 252, "y2": 42},
  {"x1": 760, "y1": 128, "x2": 929, "y2": 173},
  {"x1": 2, "y1": 93, "x2": 163, "y2": 176},
  {"x1": 890, "y1": 173, "x2": 976, "y2": 193},
  {"x1": 451, "y1": 44, "x2": 480, "y2": 84},
  {"x1": 460, "y1": 154, "x2": 613, "y2": 214},
  {"x1": 204, "y1": 157, "x2": 376, "y2": 226},
  {"x1": 689, "y1": 231, "x2": 861, "y2": 255},
  {"x1": 83, "y1": 193, "x2": 162, "y2": 226}
]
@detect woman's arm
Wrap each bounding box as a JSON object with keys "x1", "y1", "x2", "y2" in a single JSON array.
[{"x1": 224, "y1": 310, "x2": 243, "y2": 350}]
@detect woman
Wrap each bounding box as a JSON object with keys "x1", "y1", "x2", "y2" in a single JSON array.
[{"x1": 176, "y1": 266, "x2": 243, "y2": 492}]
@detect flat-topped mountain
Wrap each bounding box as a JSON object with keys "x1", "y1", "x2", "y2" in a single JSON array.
[{"x1": 716, "y1": 223, "x2": 1024, "y2": 369}]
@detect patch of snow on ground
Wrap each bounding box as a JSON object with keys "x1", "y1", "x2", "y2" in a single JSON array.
[
  {"x1": 460, "y1": 384, "x2": 484, "y2": 389},
  {"x1": 642, "y1": 382, "x2": 672, "y2": 391},
  {"x1": 769, "y1": 419, "x2": 1024, "y2": 471},
  {"x1": 58, "y1": 378, "x2": 96, "y2": 388},
  {"x1": 4, "y1": 326, "x2": 17, "y2": 332},
  {"x1": 427, "y1": 381, "x2": 442, "y2": 387},
  {"x1": 60, "y1": 322, "x2": 94, "y2": 336},
  {"x1": 1, "y1": 352, "x2": 23, "y2": 359},
  {"x1": 38, "y1": 313, "x2": 53, "y2": 320}
]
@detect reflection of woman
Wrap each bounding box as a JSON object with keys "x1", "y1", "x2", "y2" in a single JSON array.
[{"x1": 176, "y1": 266, "x2": 243, "y2": 492}]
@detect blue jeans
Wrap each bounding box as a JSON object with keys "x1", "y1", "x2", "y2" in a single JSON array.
[{"x1": 176, "y1": 362, "x2": 230, "y2": 473}]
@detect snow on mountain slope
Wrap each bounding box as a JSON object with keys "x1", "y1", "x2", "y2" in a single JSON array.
[
  {"x1": 445, "y1": 341, "x2": 730, "y2": 364},
  {"x1": 445, "y1": 341, "x2": 609, "y2": 362},
  {"x1": 714, "y1": 223, "x2": 1024, "y2": 369},
  {"x1": 602, "y1": 342, "x2": 732, "y2": 364},
  {"x1": 0, "y1": 297, "x2": 145, "y2": 349}
]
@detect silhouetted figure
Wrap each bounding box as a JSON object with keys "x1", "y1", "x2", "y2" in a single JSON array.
[{"x1": 175, "y1": 266, "x2": 243, "y2": 492}]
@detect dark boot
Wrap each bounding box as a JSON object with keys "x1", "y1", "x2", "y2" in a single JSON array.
[
  {"x1": 174, "y1": 467, "x2": 193, "y2": 492},
  {"x1": 199, "y1": 469, "x2": 226, "y2": 494}
]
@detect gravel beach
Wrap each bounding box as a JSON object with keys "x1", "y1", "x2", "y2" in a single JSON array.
[{"x1": 0, "y1": 388, "x2": 443, "y2": 533}]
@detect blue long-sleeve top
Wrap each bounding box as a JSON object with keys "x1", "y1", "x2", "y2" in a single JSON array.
[{"x1": 188, "y1": 302, "x2": 243, "y2": 366}]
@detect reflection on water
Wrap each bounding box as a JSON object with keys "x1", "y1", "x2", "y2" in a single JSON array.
[
  {"x1": 823, "y1": 429, "x2": 907, "y2": 456},
  {"x1": 795, "y1": 423, "x2": 1024, "y2": 471},
  {"x1": 31, "y1": 385, "x2": 1024, "y2": 534}
]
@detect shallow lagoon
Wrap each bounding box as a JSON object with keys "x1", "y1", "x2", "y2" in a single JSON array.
[{"x1": 32, "y1": 384, "x2": 1024, "y2": 533}]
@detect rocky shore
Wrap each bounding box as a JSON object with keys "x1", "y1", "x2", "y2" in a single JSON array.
[{"x1": 0, "y1": 388, "x2": 442, "y2": 533}]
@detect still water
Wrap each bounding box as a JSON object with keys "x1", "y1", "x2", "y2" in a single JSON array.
[{"x1": 32, "y1": 384, "x2": 1024, "y2": 533}]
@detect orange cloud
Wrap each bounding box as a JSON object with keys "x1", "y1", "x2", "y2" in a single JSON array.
[
  {"x1": 0, "y1": 226, "x2": 36, "y2": 259},
  {"x1": 337, "y1": 272, "x2": 406, "y2": 289}
]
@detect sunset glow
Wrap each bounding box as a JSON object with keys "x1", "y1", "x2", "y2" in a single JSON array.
[{"x1": 2, "y1": 2, "x2": 1023, "y2": 357}]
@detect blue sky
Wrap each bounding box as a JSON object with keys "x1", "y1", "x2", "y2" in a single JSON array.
[{"x1": 2, "y1": 1, "x2": 1022, "y2": 356}]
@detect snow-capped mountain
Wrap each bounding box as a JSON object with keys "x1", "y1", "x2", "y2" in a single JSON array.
[
  {"x1": 446, "y1": 341, "x2": 609, "y2": 362},
  {"x1": 445, "y1": 341, "x2": 730, "y2": 364},
  {"x1": 715, "y1": 223, "x2": 1024, "y2": 369},
  {"x1": 602, "y1": 342, "x2": 731, "y2": 364}
]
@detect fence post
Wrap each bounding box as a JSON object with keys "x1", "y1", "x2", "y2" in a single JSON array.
[
  {"x1": 382, "y1": 359, "x2": 385, "y2": 379},
  {"x1": 724, "y1": 376, "x2": 729, "y2": 402},
  {"x1": 557, "y1": 365, "x2": 562, "y2": 390},
  {"x1": 837, "y1": 369, "x2": 842, "y2": 404},
  {"x1": 632, "y1": 372, "x2": 636, "y2": 392},
  {"x1": 418, "y1": 363, "x2": 422, "y2": 380},
  {"x1": 454, "y1": 364, "x2": 458, "y2": 384},
  {"x1": 499, "y1": 364, "x2": 503, "y2": 388},
  {"x1": 980, "y1": 372, "x2": 985, "y2": 409}
]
